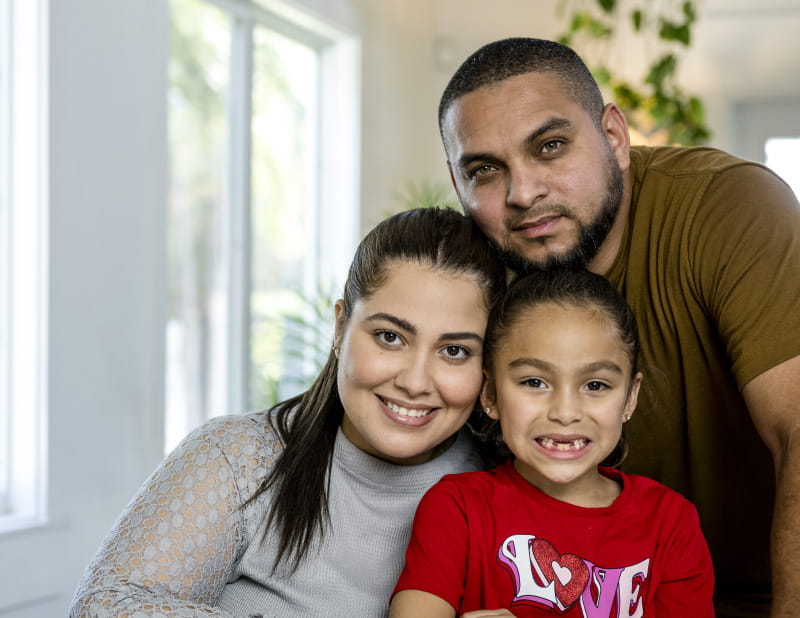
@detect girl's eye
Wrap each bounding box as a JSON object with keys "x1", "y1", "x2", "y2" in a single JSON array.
[
  {"x1": 375, "y1": 330, "x2": 402, "y2": 347},
  {"x1": 442, "y1": 344, "x2": 470, "y2": 360},
  {"x1": 585, "y1": 380, "x2": 610, "y2": 392},
  {"x1": 522, "y1": 377, "x2": 546, "y2": 389}
]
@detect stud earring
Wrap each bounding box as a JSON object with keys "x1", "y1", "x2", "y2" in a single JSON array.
[
  {"x1": 623, "y1": 414, "x2": 631, "y2": 422},
  {"x1": 484, "y1": 407, "x2": 492, "y2": 415}
]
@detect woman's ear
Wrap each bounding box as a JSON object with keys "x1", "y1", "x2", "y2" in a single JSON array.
[
  {"x1": 333, "y1": 299, "x2": 346, "y2": 354},
  {"x1": 480, "y1": 374, "x2": 499, "y2": 419},
  {"x1": 623, "y1": 371, "x2": 643, "y2": 422}
]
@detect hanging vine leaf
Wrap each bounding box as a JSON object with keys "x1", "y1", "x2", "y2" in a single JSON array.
[
  {"x1": 631, "y1": 8, "x2": 643, "y2": 31},
  {"x1": 596, "y1": 0, "x2": 616, "y2": 14}
]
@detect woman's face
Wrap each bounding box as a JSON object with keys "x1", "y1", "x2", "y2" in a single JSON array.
[{"x1": 335, "y1": 260, "x2": 489, "y2": 465}]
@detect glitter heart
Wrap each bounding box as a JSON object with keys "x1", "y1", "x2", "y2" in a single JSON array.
[{"x1": 531, "y1": 538, "x2": 590, "y2": 609}]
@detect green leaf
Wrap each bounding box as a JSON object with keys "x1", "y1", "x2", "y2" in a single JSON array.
[
  {"x1": 631, "y1": 9, "x2": 643, "y2": 32},
  {"x1": 593, "y1": 66, "x2": 612, "y2": 86},
  {"x1": 659, "y1": 19, "x2": 691, "y2": 45},
  {"x1": 683, "y1": 1, "x2": 697, "y2": 23},
  {"x1": 596, "y1": 0, "x2": 616, "y2": 14},
  {"x1": 645, "y1": 54, "x2": 677, "y2": 87}
]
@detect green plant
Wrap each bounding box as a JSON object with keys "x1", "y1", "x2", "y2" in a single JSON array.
[{"x1": 557, "y1": 0, "x2": 710, "y2": 145}]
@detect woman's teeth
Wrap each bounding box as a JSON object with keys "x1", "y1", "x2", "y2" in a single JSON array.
[
  {"x1": 537, "y1": 437, "x2": 588, "y2": 451},
  {"x1": 385, "y1": 400, "x2": 433, "y2": 418}
]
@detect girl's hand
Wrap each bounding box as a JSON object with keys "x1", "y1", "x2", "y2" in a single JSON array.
[{"x1": 461, "y1": 610, "x2": 516, "y2": 617}]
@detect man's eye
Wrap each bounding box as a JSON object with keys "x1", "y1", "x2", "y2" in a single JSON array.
[
  {"x1": 541, "y1": 140, "x2": 564, "y2": 154},
  {"x1": 468, "y1": 164, "x2": 497, "y2": 178}
]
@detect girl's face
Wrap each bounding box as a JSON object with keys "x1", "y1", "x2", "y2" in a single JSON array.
[
  {"x1": 483, "y1": 301, "x2": 641, "y2": 506},
  {"x1": 336, "y1": 260, "x2": 489, "y2": 465}
]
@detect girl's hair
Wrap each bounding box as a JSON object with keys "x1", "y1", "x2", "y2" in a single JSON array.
[
  {"x1": 250, "y1": 207, "x2": 506, "y2": 570},
  {"x1": 478, "y1": 268, "x2": 640, "y2": 468}
]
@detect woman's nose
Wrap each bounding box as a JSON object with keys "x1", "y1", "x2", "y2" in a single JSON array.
[{"x1": 394, "y1": 352, "x2": 433, "y2": 396}]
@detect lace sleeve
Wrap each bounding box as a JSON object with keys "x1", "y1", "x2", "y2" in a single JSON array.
[{"x1": 70, "y1": 413, "x2": 278, "y2": 617}]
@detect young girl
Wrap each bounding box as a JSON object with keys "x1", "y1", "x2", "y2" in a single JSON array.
[
  {"x1": 70, "y1": 207, "x2": 506, "y2": 617},
  {"x1": 390, "y1": 268, "x2": 715, "y2": 618}
]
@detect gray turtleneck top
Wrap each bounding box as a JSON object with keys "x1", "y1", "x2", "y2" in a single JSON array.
[{"x1": 70, "y1": 410, "x2": 481, "y2": 617}]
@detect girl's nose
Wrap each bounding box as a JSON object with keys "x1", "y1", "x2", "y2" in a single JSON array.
[{"x1": 546, "y1": 390, "x2": 582, "y2": 425}]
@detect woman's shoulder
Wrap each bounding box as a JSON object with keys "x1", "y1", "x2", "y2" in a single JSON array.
[{"x1": 174, "y1": 410, "x2": 285, "y2": 489}]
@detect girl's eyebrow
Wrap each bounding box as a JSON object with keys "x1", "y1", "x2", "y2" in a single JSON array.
[
  {"x1": 365, "y1": 313, "x2": 484, "y2": 344},
  {"x1": 508, "y1": 358, "x2": 623, "y2": 374}
]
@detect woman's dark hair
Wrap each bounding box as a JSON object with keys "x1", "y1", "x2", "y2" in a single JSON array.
[
  {"x1": 438, "y1": 38, "x2": 605, "y2": 155},
  {"x1": 477, "y1": 268, "x2": 640, "y2": 468},
  {"x1": 250, "y1": 207, "x2": 506, "y2": 570}
]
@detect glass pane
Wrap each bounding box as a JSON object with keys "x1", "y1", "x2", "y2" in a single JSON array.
[
  {"x1": 166, "y1": 0, "x2": 230, "y2": 450},
  {"x1": 249, "y1": 26, "x2": 328, "y2": 409},
  {"x1": 765, "y1": 137, "x2": 800, "y2": 198}
]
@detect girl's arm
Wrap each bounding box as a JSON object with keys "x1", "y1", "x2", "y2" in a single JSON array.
[
  {"x1": 390, "y1": 589, "x2": 456, "y2": 618},
  {"x1": 69, "y1": 414, "x2": 273, "y2": 617}
]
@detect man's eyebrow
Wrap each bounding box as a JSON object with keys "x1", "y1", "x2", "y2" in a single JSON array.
[
  {"x1": 456, "y1": 117, "x2": 576, "y2": 172},
  {"x1": 522, "y1": 117, "x2": 575, "y2": 150}
]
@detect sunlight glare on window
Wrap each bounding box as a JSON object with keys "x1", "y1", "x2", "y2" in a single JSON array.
[{"x1": 765, "y1": 137, "x2": 800, "y2": 198}]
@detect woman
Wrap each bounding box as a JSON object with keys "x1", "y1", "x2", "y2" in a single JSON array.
[{"x1": 70, "y1": 207, "x2": 506, "y2": 617}]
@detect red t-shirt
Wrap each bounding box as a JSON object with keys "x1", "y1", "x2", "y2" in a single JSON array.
[{"x1": 394, "y1": 462, "x2": 714, "y2": 617}]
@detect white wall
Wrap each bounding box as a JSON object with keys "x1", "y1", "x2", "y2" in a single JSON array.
[{"x1": 0, "y1": 1, "x2": 168, "y2": 616}]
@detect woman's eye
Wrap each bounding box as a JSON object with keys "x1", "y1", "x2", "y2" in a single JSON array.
[
  {"x1": 442, "y1": 344, "x2": 470, "y2": 360},
  {"x1": 375, "y1": 330, "x2": 402, "y2": 346}
]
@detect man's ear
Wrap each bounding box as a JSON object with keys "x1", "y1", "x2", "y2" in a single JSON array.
[{"x1": 600, "y1": 102, "x2": 631, "y2": 174}]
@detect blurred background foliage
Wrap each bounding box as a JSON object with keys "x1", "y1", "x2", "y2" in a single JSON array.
[{"x1": 557, "y1": 0, "x2": 711, "y2": 145}]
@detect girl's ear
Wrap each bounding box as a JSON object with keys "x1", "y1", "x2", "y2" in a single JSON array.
[
  {"x1": 623, "y1": 371, "x2": 643, "y2": 421},
  {"x1": 480, "y1": 373, "x2": 499, "y2": 419}
]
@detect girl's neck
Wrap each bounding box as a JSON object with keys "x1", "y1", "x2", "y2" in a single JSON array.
[{"x1": 514, "y1": 462, "x2": 622, "y2": 508}]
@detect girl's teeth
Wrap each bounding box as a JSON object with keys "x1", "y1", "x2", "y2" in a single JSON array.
[
  {"x1": 385, "y1": 400, "x2": 432, "y2": 418},
  {"x1": 539, "y1": 437, "x2": 588, "y2": 451}
]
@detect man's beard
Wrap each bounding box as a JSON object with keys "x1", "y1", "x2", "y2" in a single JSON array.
[{"x1": 497, "y1": 157, "x2": 624, "y2": 275}]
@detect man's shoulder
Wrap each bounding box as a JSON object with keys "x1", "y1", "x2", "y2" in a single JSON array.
[{"x1": 630, "y1": 145, "x2": 756, "y2": 178}]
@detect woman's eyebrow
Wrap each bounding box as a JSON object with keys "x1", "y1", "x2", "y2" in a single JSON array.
[
  {"x1": 365, "y1": 312, "x2": 415, "y2": 334},
  {"x1": 365, "y1": 313, "x2": 484, "y2": 344}
]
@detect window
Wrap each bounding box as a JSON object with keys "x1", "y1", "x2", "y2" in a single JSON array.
[
  {"x1": 166, "y1": 0, "x2": 358, "y2": 451},
  {"x1": 765, "y1": 137, "x2": 800, "y2": 198},
  {"x1": 0, "y1": 0, "x2": 48, "y2": 530}
]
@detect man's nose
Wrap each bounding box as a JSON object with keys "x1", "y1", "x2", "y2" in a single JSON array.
[{"x1": 507, "y1": 164, "x2": 549, "y2": 209}]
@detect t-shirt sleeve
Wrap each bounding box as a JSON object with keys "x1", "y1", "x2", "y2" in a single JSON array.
[
  {"x1": 691, "y1": 163, "x2": 800, "y2": 387},
  {"x1": 654, "y1": 495, "x2": 716, "y2": 616},
  {"x1": 392, "y1": 476, "x2": 470, "y2": 611}
]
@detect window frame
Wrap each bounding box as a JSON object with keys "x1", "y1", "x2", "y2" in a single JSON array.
[
  {"x1": 0, "y1": 0, "x2": 49, "y2": 531},
  {"x1": 166, "y1": 0, "x2": 359, "y2": 448}
]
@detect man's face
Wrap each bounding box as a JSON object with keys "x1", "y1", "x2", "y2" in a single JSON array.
[{"x1": 442, "y1": 72, "x2": 625, "y2": 273}]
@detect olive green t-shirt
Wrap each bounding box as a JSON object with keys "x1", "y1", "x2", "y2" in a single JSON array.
[{"x1": 606, "y1": 146, "x2": 800, "y2": 616}]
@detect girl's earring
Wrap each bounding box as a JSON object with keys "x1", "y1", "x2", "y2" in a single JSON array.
[
  {"x1": 623, "y1": 414, "x2": 631, "y2": 422},
  {"x1": 484, "y1": 407, "x2": 492, "y2": 416}
]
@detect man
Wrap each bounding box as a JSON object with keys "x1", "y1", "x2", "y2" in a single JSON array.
[{"x1": 438, "y1": 38, "x2": 800, "y2": 617}]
